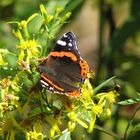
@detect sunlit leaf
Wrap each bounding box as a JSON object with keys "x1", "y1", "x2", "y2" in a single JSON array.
[
  {"x1": 60, "y1": 0, "x2": 85, "y2": 16},
  {"x1": 93, "y1": 76, "x2": 116, "y2": 94},
  {"x1": 28, "y1": 107, "x2": 42, "y2": 117},
  {"x1": 29, "y1": 107, "x2": 52, "y2": 117},
  {"x1": 130, "y1": 123, "x2": 140, "y2": 136},
  {"x1": 27, "y1": 13, "x2": 39, "y2": 23},
  {"x1": 59, "y1": 130, "x2": 71, "y2": 140},
  {"x1": 117, "y1": 98, "x2": 140, "y2": 105}
]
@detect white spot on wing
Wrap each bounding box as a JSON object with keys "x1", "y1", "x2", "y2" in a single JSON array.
[
  {"x1": 74, "y1": 42, "x2": 78, "y2": 50},
  {"x1": 49, "y1": 87, "x2": 54, "y2": 90},
  {"x1": 57, "y1": 40, "x2": 66, "y2": 46},
  {"x1": 42, "y1": 85, "x2": 47, "y2": 88},
  {"x1": 68, "y1": 42, "x2": 72, "y2": 47},
  {"x1": 64, "y1": 34, "x2": 67, "y2": 37},
  {"x1": 41, "y1": 80, "x2": 49, "y2": 87}
]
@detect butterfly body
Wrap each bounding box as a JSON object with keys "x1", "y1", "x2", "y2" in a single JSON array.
[{"x1": 38, "y1": 32, "x2": 89, "y2": 97}]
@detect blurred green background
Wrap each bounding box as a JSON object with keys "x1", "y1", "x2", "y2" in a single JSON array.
[{"x1": 0, "y1": 0, "x2": 140, "y2": 140}]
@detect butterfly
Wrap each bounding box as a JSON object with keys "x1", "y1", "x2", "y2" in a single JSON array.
[{"x1": 38, "y1": 32, "x2": 89, "y2": 97}]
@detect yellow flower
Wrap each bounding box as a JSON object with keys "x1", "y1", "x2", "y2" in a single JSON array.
[
  {"x1": 49, "y1": 124, "x2": 61, "y2": 138},
  {"x1": 60, "y1": 12, "x2": 71, "y2": 24},
  {"x1": 92, "y1": 104, "x2": 103, "y2": 117},
  {"x1": 17, "y1": 39, "x2": 40, "y2": 64},
  {"x1": 26, "y1": 123, "x2": 44, "y2": 140},
  {"x1": 13, "y1": 29, "x2": 24, "y2": 42},
  {"x1": 0, "y1": 76, "x2": 11, "y2": 89},
  {"x1": 106, "y1": 91, "x2": 117, "y2": 104},
  {"x1": 87, "y1": 112, "x2": 96, "y2": 133},
  {"x1": 105, "y1": 91, "x2": 118, "y2": 117},
  {"x1": 67, "y1": 121, "x2": 76, "y2": 132},
  {"x1": 40, "y1": 4, "x2": 54, "y2": 24},
  {"x1": 97, "y1": 91, "x2": 118, "y2": 117},
  {"x1": 17, "y1": 40, "x2": 39, "y2": 52},
  {"x1": 67, "y1": 111, "x2": 77, "y2": 132}
]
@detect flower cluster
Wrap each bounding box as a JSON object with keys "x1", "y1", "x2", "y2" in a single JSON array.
[
  {"x1": 0, "y1": 77, "x2": 19, "y2": 117},
  {"x1": 65, "y1": 78, "x2": 119, "y2": 134},
  {"x1": 26, "y1": 123, "x2": 44, "y2": 140}
]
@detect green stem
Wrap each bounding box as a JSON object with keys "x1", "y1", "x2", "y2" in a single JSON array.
[
  {"x1": 94, "y1": 125, "x2": 122, "y2": 140},
  {"x1": 42, "y1": 31, "x2": 49, "y2": 56},
  {"x1": 23, "y1": 24, "x2": 29, "y2": 39},
  {"x1": 105, "y1": 4, "x2": 116, "y2": 78},
  {"x1": 123, "y1": 106, "x2": 140, "y2": 140},
  {"x1": 11, "y1": 116, "x2": 26, "y2": 134},
  {"x1": 43, "y1": 41, "x2": 48, "y2": 56},
  {"x1": 39, "y1": 91, "x2": 45, "y2": 112},
  {"x1": 8, "y1": 51, "x2": 17, "y2": 57},
  {"x1": 95, "y1": 0, "x2": 105, "y2": 85}
]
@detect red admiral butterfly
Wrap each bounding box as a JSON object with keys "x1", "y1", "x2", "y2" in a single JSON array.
[{"x1": 38, "y1": 32, "x2": 89, "y2": 97}]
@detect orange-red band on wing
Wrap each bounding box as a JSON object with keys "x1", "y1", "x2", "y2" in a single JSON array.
[
  {"x1": 50, "y1": 52, "x2": 77, "y2": 61},
  {"x1": 66, "y1": 90, "x2": 81, "y2": 97},
  {"x1": 41, "y1": 73, "x2": 64, "y2": 92},
  {"x1": 79, "y1": 60, "x2": 89, "y2": 78}
]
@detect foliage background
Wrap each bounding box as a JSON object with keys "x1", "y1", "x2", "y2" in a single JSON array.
[{"x1": 0, "y1": 0, "x2": 140, "y2": 140}]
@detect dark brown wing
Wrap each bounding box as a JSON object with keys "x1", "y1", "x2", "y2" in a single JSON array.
[{"x1": 38, "y1": 56, "x2": 82, "y2": 92}]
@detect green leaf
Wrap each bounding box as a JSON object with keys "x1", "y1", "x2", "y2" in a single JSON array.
[
  {"x1": 117, "y1": 98, "x2": 140, "y2": 105},
  {"x1": 0, "y1": 67, "x2": 18, "y2": 78},
  {"x1": 130, "y1": 123, "x2": 140, "y2": 136},
  {"x1": 0, "y1": 0, "x2": 14, "y2": 6},
  {"x1": 93, "y1": 76, "x2": 116, "y2": 94},
  {"x1": 59, "y1": 130, "x2": 71, "y2": 140},
  {"x1": 28, "y1": 106, "x2": 52, "y2": 117},
  {"x1": 53, "y1": 99, "x2": 63, "y2": 110},
  {"x1": 110, "y1": 16, "x2": 140, "y2": 50},
  {"x1": 6, "y1": 130, "x2": 15, "y2": 140},
  {"x1": 60, "y1": 0, "x2": 85, "y2": 16},
  {"x1": 130, "y1": 0, "x2": 140, "y2": 16},
  {"x1": 28, "y1": 107, "x2": 42, "y2": 117},
  {"x1": 136, "y1": 92, "x2": 140, "y2": 97}
]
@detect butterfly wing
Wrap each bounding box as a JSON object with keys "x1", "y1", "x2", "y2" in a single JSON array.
[
  {"x1": 51, "y1": 32, "x2": 81, "y2": 62},
  {"x1": 38, "y1": 32, "x2": 89, "y2": 97},
  {"x1": 38, "y1": 56, "x2": 82, "y2": 92}
]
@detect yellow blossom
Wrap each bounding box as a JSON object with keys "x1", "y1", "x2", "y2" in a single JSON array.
[
  {"x1": 40, "y1": 4, "x2": 54, "y2": 24},
  {"x1": 67, "y1": 121, "x2": 76, "y2": 132},
  {"x1": 97, "y1": 91, "x2": 118, "y2": 117},
  {"x1": 49, "y1": 124, "x2": 61, "y2": 138},
  {"x1": 67, "y1": 111, "x2": 77, "y2": 132},
  {"x1": 17, "y1": 39, "x2": 40, "y2": 65},
  {"x1": 106, "y1": 91, "x2": 117, "y2": 104},
  {"x1": 87, "y1": 113, "x2": 96, "y2": 133},
  {"x1": 26, "y1": 124, "x2": 44, "y2": 140},
  {"x1": 17, "y1": 40, "x2": 38, "y2": 52},
  {"x1": 92, "y1": 105, "x2": 103, "y2": 116},
  {"x1": 13, "y1": 29, "x2": 24, "y2": 42}
]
